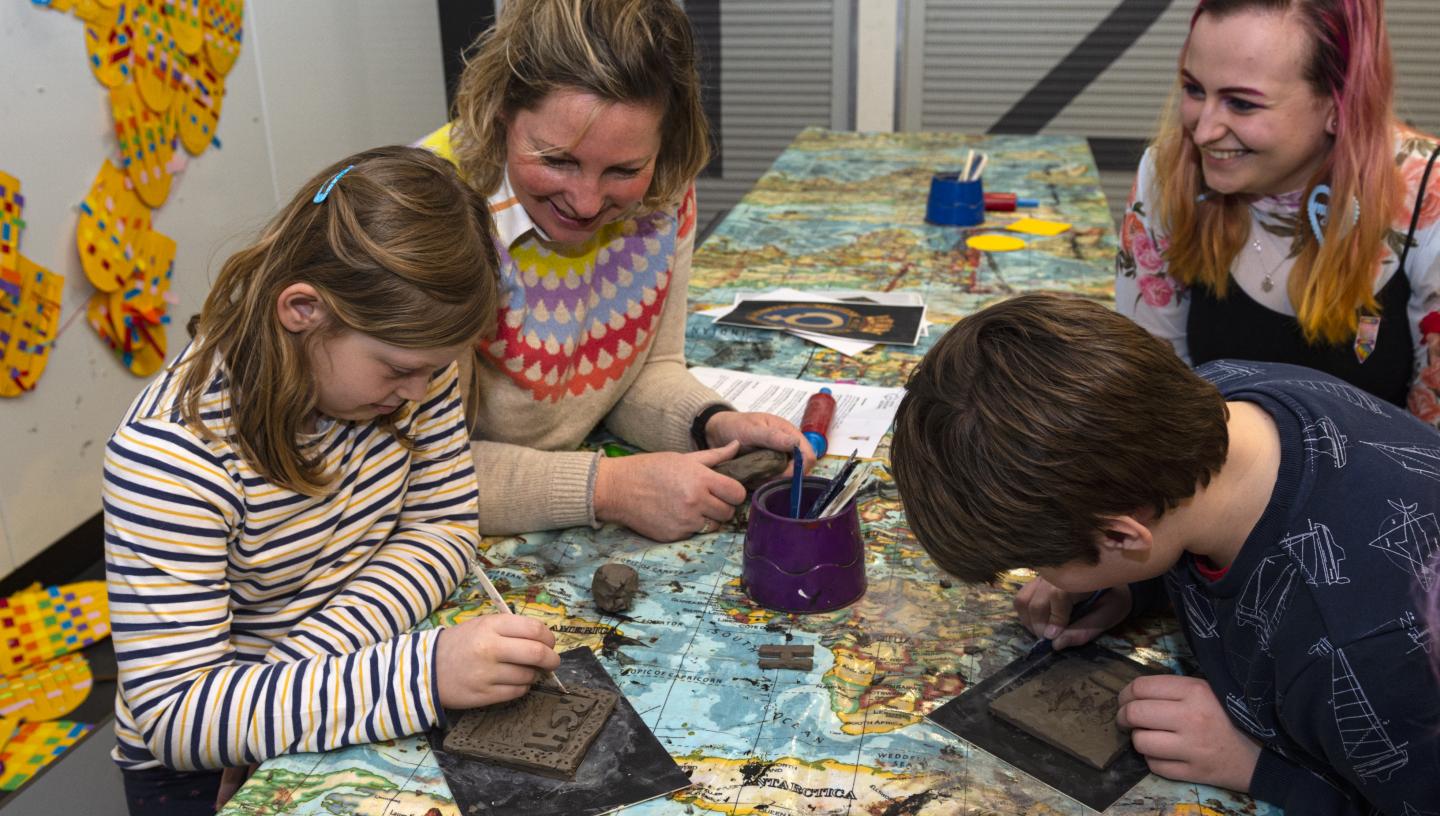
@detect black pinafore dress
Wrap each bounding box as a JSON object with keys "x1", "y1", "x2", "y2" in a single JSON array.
[{"x1": 1187, "y1": 145, "x2": 1440, "y2": 407}]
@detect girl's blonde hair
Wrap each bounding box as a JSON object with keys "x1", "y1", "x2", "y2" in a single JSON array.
[
  {"x1": 179, "y1": 146, "x2": 499, "y2": 495},
  {"x1": 450, "y1": 0, "x2": 710, "y2": 212},
  {"x1": 1154, "y1": 0, "x2": 1403, "y2": 344}
]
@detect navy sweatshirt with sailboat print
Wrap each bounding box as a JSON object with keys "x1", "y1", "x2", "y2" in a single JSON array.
[{"x1": 1139, "y1": 360, "x2": 1440, "y2": 814}]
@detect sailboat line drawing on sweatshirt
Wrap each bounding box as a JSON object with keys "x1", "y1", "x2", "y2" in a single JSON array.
[
  {"x1": 1367, "y1": 499, "x2": 1440, "y2": 591},
  {"x1": 1308, "y1": 638, "x2": 1409, "y2": 783}
]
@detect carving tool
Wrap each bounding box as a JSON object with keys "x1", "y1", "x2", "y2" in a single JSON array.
[
  {"x1": 788, "y1": 445, "x2": 804, "y2": 518},
  {"x1": 1027, "y1": 588, "x2": 1108, "y2": 658},
  {"x1": 805, "y1": 452, "x2": 857, "y2": 519},
  {"x1": 968, "y1": 152, "x2": 989, "y2": 181},
  {"x1": 816, "y1": 461, "x2": 874, "y2": 518},
  {"x1": 472, "y1": 565, "x2": 569, "y2": 694}
]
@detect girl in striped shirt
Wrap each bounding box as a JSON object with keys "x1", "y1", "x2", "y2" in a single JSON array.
[{"x1": 103, "y1": 146, "x2": 561, "y2": 814}]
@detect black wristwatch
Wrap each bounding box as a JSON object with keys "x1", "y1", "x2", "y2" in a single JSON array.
[{"x1": 690, "y1": 404, "x2": 734, "y2": 450}]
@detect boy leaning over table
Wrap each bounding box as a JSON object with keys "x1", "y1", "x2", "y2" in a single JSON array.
[{"x1": 889, "y1": 292, "x2": 1440, "y2": 815}]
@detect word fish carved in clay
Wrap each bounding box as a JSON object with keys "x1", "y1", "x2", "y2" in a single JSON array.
[{"x1": 443, "y1": 685, "x2": 618, "y2": 779}]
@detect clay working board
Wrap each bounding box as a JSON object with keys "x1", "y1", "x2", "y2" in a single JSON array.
[
  {"x1": 443, "y1": 685, "x2": 618, "y2": 778},
  {"x1": 429, "y1": 647, "x2": 692, "y2": 816},
  {"x1": 925, "y1": 641, "x2": 1166, "y2": 812},
  {"x1": 987, "y1": 652, "x2": 1143, "y2": 769}
]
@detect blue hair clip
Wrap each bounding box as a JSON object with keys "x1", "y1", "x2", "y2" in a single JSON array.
[{"x1": 313, "y1": 165, "x2": 355, "y2": 204}]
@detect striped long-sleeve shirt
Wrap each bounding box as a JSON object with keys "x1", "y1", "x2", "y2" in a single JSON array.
[{"x1": 103, "y1": 348, "x2": 479, "y2": 771}]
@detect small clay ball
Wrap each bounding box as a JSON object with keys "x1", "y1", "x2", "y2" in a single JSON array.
[{"x1": 592, "y1": 563, "x2": 640, "y2": 613}]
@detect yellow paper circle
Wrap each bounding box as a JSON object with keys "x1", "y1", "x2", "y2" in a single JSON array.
[{"x1": 966, "y1": 234, "x2": 1027, "y2": 253}]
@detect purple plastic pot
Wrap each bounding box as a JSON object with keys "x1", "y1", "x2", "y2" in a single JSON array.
[{"x1": 742, "y1": 476, "x2": 866, "y2": 613}]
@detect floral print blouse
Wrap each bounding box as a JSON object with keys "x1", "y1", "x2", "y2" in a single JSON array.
[{"x1": 1115, "y1": 134, "x2": 1440, "y2": 427}]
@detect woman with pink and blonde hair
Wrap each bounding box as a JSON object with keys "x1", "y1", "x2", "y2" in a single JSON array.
[{"x1": 1116, "y1": 0, "x2": 1440, "y2": 424}]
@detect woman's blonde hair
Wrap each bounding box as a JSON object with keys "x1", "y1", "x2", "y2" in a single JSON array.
[
  {"x1": 450, "y1": 0, "x2": 710, "y2": 211},
  {"x1": 178, "y1": 146, "x2": 500, "y2": 495},
  {"x1": 1154, "y1": 0, "x2": 1403, "y2": 344}
]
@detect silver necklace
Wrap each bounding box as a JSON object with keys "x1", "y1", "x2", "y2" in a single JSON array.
[{"x1": 1250, "y1": 233, "x2": 1288, "y2": 293}]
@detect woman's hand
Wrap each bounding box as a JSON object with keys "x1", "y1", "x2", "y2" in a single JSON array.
[
  {"x1": 704, "y1": 411, "x2": 816, "y2": 473},
  {"x1": 594, "y1": 442, "x2": 747, "y2": 541},
  {"x1": 435, "y1": 615, "x2": 561, "y2": 710},
  {"x1": 1014, "y1": 578, "x2": 1131, "y2": 650}
]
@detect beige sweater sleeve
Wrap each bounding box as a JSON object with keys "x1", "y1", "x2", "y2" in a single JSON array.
[
  {"x1": 471, "y1": 441, "x2": 601, "y2": 534},
  {"x1": 458, "y1": 352, "x2": 603, "y2": 533},
  {"x1": 605, "y1": 189, "x2": 730, "y2": 453}
]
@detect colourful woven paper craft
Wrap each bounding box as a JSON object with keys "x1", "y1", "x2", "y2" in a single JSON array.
[
  {"x1": 39, "y1": 0, "x2": 243, "y2": 378},
  {"x1": 0, "y1": 653, "x2": 92, "y2": 724},
  {"x1": 169, "y1": 0, "x2": 204, "y2": 56},
  {"x1": 0, "y1": 721, "x2": 92, "y2": 791},
  {"x1": 0, "y1": 172, "x2": 66, "y2": 398},
  {"x1": 201, "y1": 0, "x2": 244, "y2": 76},
  {"x1": 110, "y1": 81, "x2": 174, "y2": 208},
  {"x1": 81, "y1": 1, "x2": 132, "y2": 87},
  {"x1": 76, "y1": 160, "x2": 153, "y2": 294},
  {"x1": 133, "y1": 0, "x2": 183, "y2": 114},
  {"x1": 0, "y1": 583, "x2": 110, "y2": 677}
]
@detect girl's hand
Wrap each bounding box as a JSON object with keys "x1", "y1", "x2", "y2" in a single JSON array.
[
  {"x1": 1117, "y1": 674, "x2": 1262, "y2": 792},
  {"x1": 1014, "y1": 578, "x2": 1131, "y2": 650},
  {"x1": 704, "y1": 411, "x2": 816, "y2": 473},
  {"x1": 435, "y1": 615, "x2": 560, "y2": 710},
  {"x1": 215, "y1": 763, "x2": 257, "y2": 810},
  {"x1": 594, "y1": 442, "x2": 748, "y2": 541}
]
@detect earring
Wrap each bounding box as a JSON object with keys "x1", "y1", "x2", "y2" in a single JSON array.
[
  {"x1": 1308, "y1": 185, "x2": 1331, "y2": 243},
  {"x1": 1307, "y1": 184, "x2": 1362, "y2": 246}
]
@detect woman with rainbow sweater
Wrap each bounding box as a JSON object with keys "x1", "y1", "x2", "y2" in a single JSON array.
[{"x1": 423, "y1": 0, "x2": 811, "y2": 543}]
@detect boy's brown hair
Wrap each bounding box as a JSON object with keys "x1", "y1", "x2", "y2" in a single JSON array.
[
  {"x1": 891, "y1": 293, "x2": 1230, "y2": 583},
  {"x1": 449, "y1": 0, "x2": 710, "y2": 212}
]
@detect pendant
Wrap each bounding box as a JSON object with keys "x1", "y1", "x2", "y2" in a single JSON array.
[
  {"x1": 1355, "y1": 315, "x2": 1380, "y2": 364},
  {"x1": 1261, "y1": 277, "x2": 1274, "y2": 293}
]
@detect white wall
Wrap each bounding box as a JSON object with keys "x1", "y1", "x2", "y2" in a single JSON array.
[{"x1": 0, "y1": 1, "x2": 448, "y2": 575}]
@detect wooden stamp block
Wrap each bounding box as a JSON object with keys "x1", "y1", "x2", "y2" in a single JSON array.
[
  {"x1": 987, "y1": 656, "x2": 1144, "y2": 770},
  {"x1": 443, "y1": 685, "x2": 618, "y2": 779},
  {"x1": 758, "y1": 644, "x2": 814, "y2": 670}
]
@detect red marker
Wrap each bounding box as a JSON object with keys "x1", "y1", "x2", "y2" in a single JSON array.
[
  {"x1": 800, "y1": 387, "x2": 836, "y2": 458},
  {"x1": 983, "y1": 192, "x2": 1040, "y2": 211}
]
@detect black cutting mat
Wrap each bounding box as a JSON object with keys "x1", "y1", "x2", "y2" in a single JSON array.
[
  {"x1": 430, "y1": 647, "x2": 691, "y2": 815},
  {"x1": 925, "y1": 641, "x2": 1165, "y2": 812}
]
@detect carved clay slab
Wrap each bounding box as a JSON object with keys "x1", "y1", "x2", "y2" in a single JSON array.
[
  {"x1": 987, "y1": 656, "x2": 1143, "y2": 770},
  {"x1": 443, "y1": 685, "x2": 618, "y2": 779}
]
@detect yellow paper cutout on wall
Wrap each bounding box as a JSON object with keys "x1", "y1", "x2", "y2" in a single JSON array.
[
  {"x1": 82, "y1": 2, "x2": 133, "y2": 88},
  {"x1": 87, "y1": 227, "x2": 172, "y2": 378},
  {"x1": 202, "y1": 0, "x2": 244, "y2": 76},
  {"x1": 0, "y1": 173, "x2": 66, "y2": 399},
  {"x1": 0, "y1": 654, "x2": 93, "y2": 724},
  {"x1": 38, "y1": 0, "x2": 241, "y2": 379},
  {"x1": 966, "y1": 234, "x2": 1027, "y2": 253},
  {"x1": 177, "y1": 59, "x2": 225, "y2": 155},
  {"x1": 35, "y1": 0, "x2": 110, "y2": 24},
  {"x1": 134, "y1": 0, "x2": 181, "y2": 114},
  {"x1": 1006, "y1": 217, "x2": 1072, "y2": 237},
  {"x1": 76, "y1": 160, "x2": 153, "y2": 293},
  {"x1": 0, "y1": 721, "x2": 92, "y2": 791},
  {"x1": 169, "y1": 0, "x2": 204, "y2": 55},
  {"x1": 0, "y1": 172, "x2": 20, "y2": 268},
  {"x1": 110, "y1": 82, "x2": 174, "y2": 208},
  {"x1": 0, "y1": 258, "x2": 65, "y2": 398}
]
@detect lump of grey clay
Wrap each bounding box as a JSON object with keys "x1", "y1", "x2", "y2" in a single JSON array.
[
  {"x1": 592, "y1": 563, "x2": 640, "y2": 613},
  {"x1": 712, "y1": 449, "x2": 790, "y2": 493}
]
